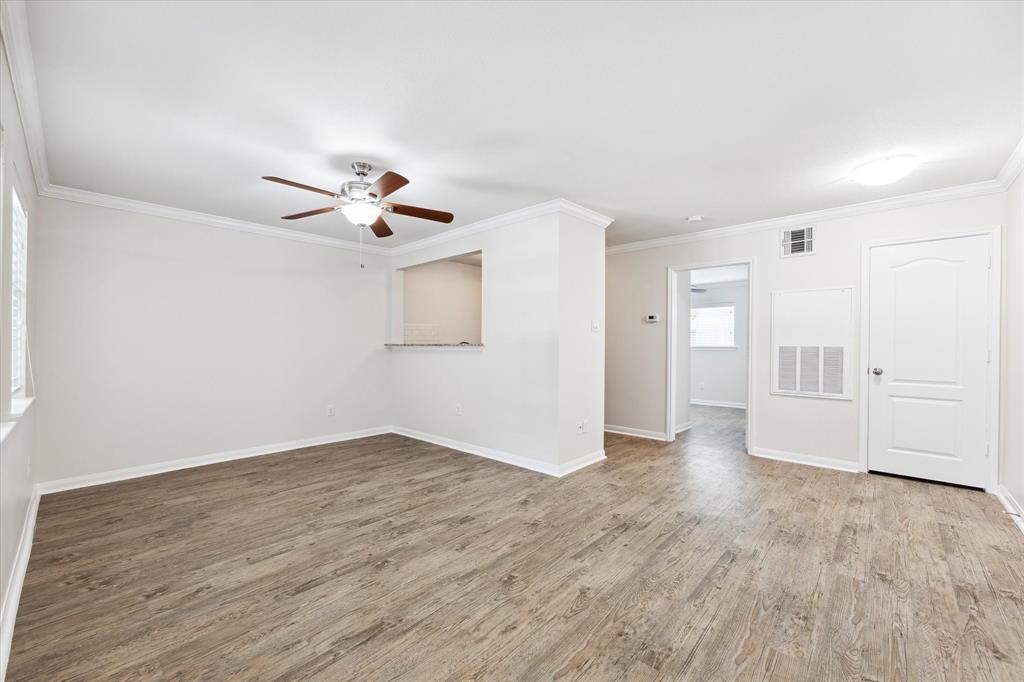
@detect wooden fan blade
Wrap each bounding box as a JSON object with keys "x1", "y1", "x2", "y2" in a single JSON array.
[
  {"x1": 369, "y1": 215, "x2": 394, "y2": 238},
  {"x1": 263, "y1": 176, "x2": 339, "y2": 198},
  {"x1": 282, "y1": 206, "x2": 337, "y2": 220},
  {"x1": 366, "y1": 171, "x2": 409, "y2": 199},
  {"x1": 385, "y1": 202, "x2": 454, "y2": 224}
]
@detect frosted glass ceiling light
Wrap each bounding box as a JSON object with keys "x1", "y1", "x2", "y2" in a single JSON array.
[
  {"x1": 849, "y1": 156, "x2": 920, "y2": 186},
  {"x1": 340, "y1": 202, "x2": 383, "y2": 226}
]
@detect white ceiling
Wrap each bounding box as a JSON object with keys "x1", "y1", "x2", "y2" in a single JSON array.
[
  {"x1": 24, "y1": 1, "x2": 1023, "y2": 247},
  {"x1": 690, "y1": 265, "x2": 749, "y2": 286}
]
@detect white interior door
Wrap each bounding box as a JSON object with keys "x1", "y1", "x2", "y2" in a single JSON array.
[{"x1": 867, "y1": 234, "x2": 991, "y2": 488}]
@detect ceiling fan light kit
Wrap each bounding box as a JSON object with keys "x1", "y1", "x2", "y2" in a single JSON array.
[
  {"x1": 339, "y1": 202, "x2": 382, "y2": 226},
  {"x1": 262, "y1": 162, "x2": 454, "y2": 241}
]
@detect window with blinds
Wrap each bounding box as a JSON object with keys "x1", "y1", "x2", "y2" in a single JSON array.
[
  {"x1": 690, "y1": 305, "x2": 735, "y2": 348},
  {"x1": 11, "y1": 188, "x2": 28, "y2": 395}
]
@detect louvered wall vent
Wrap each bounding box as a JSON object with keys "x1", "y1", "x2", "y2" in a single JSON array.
[
  {"x1": 781, "y1": 226, "x2": 814, "y2": 257},
  {"x1": 775, "y1": 344, "x2": 845, "y2": 398},
  {"x1": 770, "y1": 287, "x2": 853, "y2": 400}
]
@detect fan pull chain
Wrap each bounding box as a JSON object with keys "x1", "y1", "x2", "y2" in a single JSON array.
[{"x1": 359, "y1": 226, "x2": 365, "y2": 269}]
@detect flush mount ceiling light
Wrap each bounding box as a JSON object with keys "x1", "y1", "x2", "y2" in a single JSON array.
[
  {"x1": 849, "y1": 155, "x2": 920, "y2": 186},
  {"x1": 686, "y1": 215, "x2": 705, "y2": 223}
]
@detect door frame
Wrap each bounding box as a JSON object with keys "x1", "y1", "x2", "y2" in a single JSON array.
[
  {"x1": 666, "y1": 257, "x2": 755, "y2": 451},
  {"x1": 858, "y1": 226, "x2": 1002, "y2": 490}
]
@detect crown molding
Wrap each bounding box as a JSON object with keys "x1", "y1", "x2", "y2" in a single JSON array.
[
  {"x1": 0, "y1": 0, "x2": 50, "y2": 192},
  {"x1": 38, "y1": 184, "x2": 611, "y2": 258},
  {"x1": 556, "y1": 199, "x2": 615, "y2": 229},
  {"x1": 388, "y1": 198, "x2": 613, "y2": 256},
  {"x1": 996, "y1": 135, "x2": 1024, "y2": 191},
  {"x1": 606, "y1": 179, "x2": 1005, "y2": 255},
  {"x1": 39, "y1": 184, "x2": 393, "y2": 255}
]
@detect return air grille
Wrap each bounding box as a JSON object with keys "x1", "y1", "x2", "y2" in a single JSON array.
[
  {"x1": 778, "y1": 346, "x2": 798, "y2": 391},
  {"x1": 799, "y1": 346, "x2": 820, "y2": 393},
  {"x1": 774, "y1": 344, "x2": 847, "y2": 398},
  {"x1": 770, "y1": 287, "x2": 853, "y2": 400},
  {"x1": 781, "y1": 226, "x2": 814, "y2": 257},
  {"x1": 823, "y1": 346, "x2": 844, "y2": 395}
]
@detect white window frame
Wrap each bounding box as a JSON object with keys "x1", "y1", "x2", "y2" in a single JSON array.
[{"x1": 690, "y1": 304, "x2": 736, "y2": 349}]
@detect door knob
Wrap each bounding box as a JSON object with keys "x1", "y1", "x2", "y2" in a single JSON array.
[{"x1": 872, "y1": 368, "x2": 884, "y2": 376}]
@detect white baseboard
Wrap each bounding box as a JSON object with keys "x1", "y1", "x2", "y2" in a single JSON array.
[
  {"x1": 994, "y1": 485, "x2": 1024, "y2": 535},
  {"x1": 35, "y1": 426, "x2": 393, "y2": 495},
  {"x1": 391, "y1": 426, "x2": 604, "y2": 477},
  {"x1": 36, "y1": 423, "x2": 611, "y2": 498},
  {"x1": 557, "y1": 449, "x2": 607, "y2": 477},
  {"x1": 604, "y1": 425, "x2": 669, "y2": 441},
  {"x1": 0, "y1": 488, "x2": 39, "y2": 681},
  {"x1": 690, "y1": 399, "x2": 747, "y2": 409},
  {"x1": 675, "y1": 421, "x2": 693, "y2": 434},
  {"x1": 749, "y1": 446, "x2": 860, "y2": 473}
]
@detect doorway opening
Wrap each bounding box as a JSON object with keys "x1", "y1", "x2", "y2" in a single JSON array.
[{"x1": 666, "y1": 260, "x2": 753, "y2": 451}]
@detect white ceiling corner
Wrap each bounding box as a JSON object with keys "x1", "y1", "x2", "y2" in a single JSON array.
[{"x1": 996, "y1": 135, "x2": 1024, "y2": 190}]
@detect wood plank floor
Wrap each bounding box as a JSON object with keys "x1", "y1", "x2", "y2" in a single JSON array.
[{"x1": 9, "y1": 406, "x2": 1024, "y2": 680}]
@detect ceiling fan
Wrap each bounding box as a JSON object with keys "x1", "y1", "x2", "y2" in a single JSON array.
[{"x1": 262, "y1": 162, "x2": 454, "y2": 238}]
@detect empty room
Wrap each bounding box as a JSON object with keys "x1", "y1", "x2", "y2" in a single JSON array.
[{"x1": 1, "y1": 1, "x2": 1023, "y2": 680}]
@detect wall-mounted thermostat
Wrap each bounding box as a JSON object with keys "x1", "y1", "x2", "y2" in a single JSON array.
[{"x1": 644, "y1": 314, "x2": 660, "y2": 323}]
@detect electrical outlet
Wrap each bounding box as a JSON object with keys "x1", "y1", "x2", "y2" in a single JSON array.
[
  {"x1": 456, "y1": 403, "x2": 463, "y2": 416},
  {"x1": 326, "y1": 404, "x2": 335, "y2": 417},
  {"x1": 577, "y1": 420, "x2": 585, "y2": 433}
]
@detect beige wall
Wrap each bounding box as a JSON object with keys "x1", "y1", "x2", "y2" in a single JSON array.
[
  {"x1": 402, "y1": 260, "x2": 481, "y2": 344},
  {"x1": 606, "y1": 191, "x2": 1007, "y2": 465},
  {"x1": 31, "y1": 197, "x2": 393, "y2": 483},
  {"x1": 1001, "y1": 172, "x2": 1024, "y2": 506}
]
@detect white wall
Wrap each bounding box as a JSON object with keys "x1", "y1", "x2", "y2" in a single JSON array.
[
  {"x1": 1001, "y1": 172, "x2": 1023, "y2": 506},
  {"x1": 557, "y1": 214, "x2": 605, "y2": 465},
  {"x1": 31, "y1": 197, "x2": 393, "y2": 483},
  {"x1": 690, "y1": 281, "x2": 748, "y2": 407},
  {"x1": 606, "y1": 191, "x2": 1007, "y2": 464},
  {"x1": 390, "y1": 207, "x2": 608, "y2": 472},
  {"x1": 0, "y1": 29, "x2": 38, "y2": 672},
  {"x1": 402, "y1": 259, "x2": 481, "y2": 344},
  {"x1": 391, "y1": 214, "x2": 562, "y2": 467}
]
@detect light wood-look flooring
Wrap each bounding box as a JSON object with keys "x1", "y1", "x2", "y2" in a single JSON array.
[{"x1": 9, "y1": 406, "x2": 1024, "y2": 680}]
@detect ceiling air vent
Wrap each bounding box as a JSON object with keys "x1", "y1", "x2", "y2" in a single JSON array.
[{"x1": 781, "y1": 226, "x2": 814, "y2": 258}]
